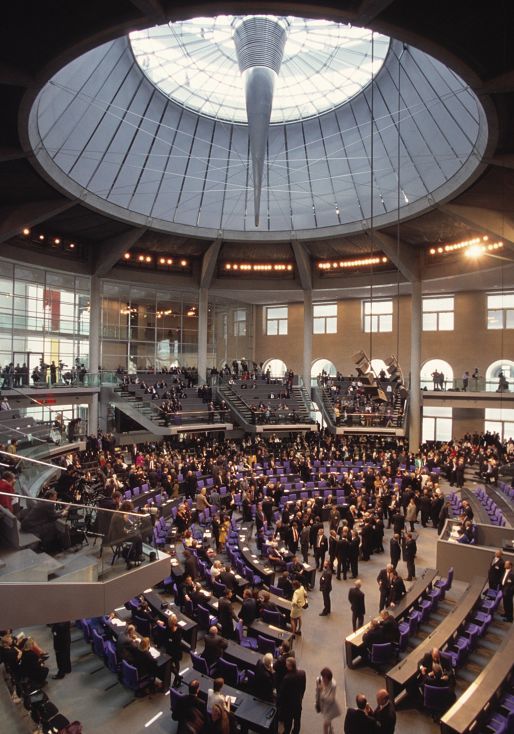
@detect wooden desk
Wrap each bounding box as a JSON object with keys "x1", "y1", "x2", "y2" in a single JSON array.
[
  {"x1": 345, "y1": 568, "x2": 437, "y2": 668},
  {"x1": 142, "y1": 589, "x2": 198, "y2": 650},
  {"x1": 440, "y1": 624, "x2": 514, "y2": 734},
  {"x1": 177, "y1": 667, "x2": 277, "y2": 734},
  {"x1": 385, "y1": 577, "x2": 485, "y2": 701},
  {"x1": 217, "y1": 639, "x2": 262, "y2": 673}
]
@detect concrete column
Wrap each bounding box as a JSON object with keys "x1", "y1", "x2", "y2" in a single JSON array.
[
  {"x1": 197, "y1": 287, "x2": 208, "y2": 384},
  {"x1": 303, "y1": 290, "x2": 313, "y2": 390},
  {"x1": 88, "y1": 275, "x2": 101, "y2": 434},
  {"x1": 409, "y1": 279, "x2": 422, "y2": 451}
]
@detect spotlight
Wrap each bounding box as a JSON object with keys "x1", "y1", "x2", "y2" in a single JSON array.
[
  {"x1": 145, "y1": 255, "x2": 152, "y2": 263},
  {"x1": 124, "y1": 253, "x2": 131, "y2": 259},
  {"x1": 159, "y1": 257, "x2": 166, "y2": 265},
  {"x1": 465, "y1": 244, "x2": 485, "y2": 258},
  {"x1": 22, "y1": 228, "x2": 30, "y2": 236},
  {"x1": 39, "y1": 234, "x2": 45, "y2": 240},
  {"x1": 54, "y1": 238, "x2": 60, "y2": 245},
  {"x1": 138, "y1": 255, "x2": 145, "y2": 262},
  {"x1": 180, "y1": 259, "x2": 187, "y2": 266},
  {"x1": 167, "y1": 258, "x2": 173, "y2": 265},
  {"x1": 69, "y1": 243, "x2": 75, "y2": 249}
]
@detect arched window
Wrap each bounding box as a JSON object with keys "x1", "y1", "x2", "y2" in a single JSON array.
[
  {"x1": 485, "y1": 360, "x2": 514, "y2": 392},
  {"x1": 262, "y1": 358, "x2": 287, "y2": 378},
  {"x1": 421, "y1": 359, "x2": 454, "y2": 390},
  {"x1": 311, "y1": 358, "x2": 337, "y2": 378}
]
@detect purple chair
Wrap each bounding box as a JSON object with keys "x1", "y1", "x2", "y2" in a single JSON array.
[
  {"x1": 196, "y1": 604, "x2": 217, "y2": 631},
  {"x1": 370, "y1": 642, "x2": 398, "y2": 668},
  {"x1": 435, "y1": 567, "x2": 454, "y2": 596},
  {"x1": 120, "y1": 660, "x2": 152, "y2": 693},
  {"x1": 218, "y1": 657, "x2": 245, "y2": 687},
  {"x1": 257, "y1": 635, "x2": 277, "y2": 656},
  {"x1": 261, "y1": 609, "x2": 284, "y2": 628},
  {"x1": 235, "y1": 621, "x2": 258, "y2": 650},
  {"x1": 170, "y1": 688, "x2": 187, "y2": 717},
  {"x1": 423, "y1": 684, "x2": 453, "y2": 720},
  {"x1": 191, "y1": 651, "x2": 214, "y2": 676},
  {"x1": 104, "y1": 640, "x2": 119, "y2": 677}
]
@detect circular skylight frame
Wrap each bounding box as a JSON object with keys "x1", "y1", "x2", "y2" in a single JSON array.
[{"x1": 129, "y1": 16, "x2": 390, "y2": 124}]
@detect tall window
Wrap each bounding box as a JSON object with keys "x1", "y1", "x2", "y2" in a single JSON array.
[
  {"x1": 487, "y1": 293, "x2": 514, "y2": 329},
  {"x1": 233, "y1": 309, "x2": 247, "y2": 337},
  {"x1": 363, "y1": 300, "x2": 392, "y2": 333},
  {"x1": 423, "y1": 296, "x2": 454, "y2": 331},
  {"x1": 485, "y1": 408, "x2": 514, "y2": 441},
  {"x1": 313, "y1": 303, "x2": 337, "y2": 334},
  {"x1": 266, "y1": 306, "x2": 288, "y2": 336},
  {"x1": 422, "y1": 407, "x2": 452, "y2": 442}
]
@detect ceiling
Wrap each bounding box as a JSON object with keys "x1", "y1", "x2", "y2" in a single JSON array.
[{"x1": 0, "y1": 0, "x2": 513, "y2": 300}]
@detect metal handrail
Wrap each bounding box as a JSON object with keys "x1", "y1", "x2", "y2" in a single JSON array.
[{"x1": 0, "y1": 490, "x2": 150, "y2": 519}]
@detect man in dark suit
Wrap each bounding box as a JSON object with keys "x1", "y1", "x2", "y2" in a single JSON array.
[
  {"x1": 202, "y1": 625, "x2": 228, "y2": 669},
  {"x1": 183, "y1": 549, "x2": 198, "y2": 581},
  {"x1": 319, "y1": 560, "x2": 332, "y2": 616},
  {"x1": 344, "y1": 693, "x2": 378, "y2": 734},
  {"x1": 377, "y1": 564, "x2": 394, "y2": 611},
  {"x1": 336, "y1": 532, "x2": 350, "y2": 580},
  {"x1": 277, "y1": 570, "x2": 293, "y2": 599},
  {"x1": 218, "y1": 589, "x2": 238, "y2": 639},
  {"x1": 389, "y1": 534, "x2": 401, "y2": 569},
  {"x1": 348, "y1": 579, "x2": 365, "y2": 631},
  {"x1": 403, "y1": 533, "x2": 417, "y2": 581},
  {"x1": 313, "y1": 527, "x2": 328, "y2": 570},
  {"x1": 287, "y1": 521, "x2": 300, "y2": 554},
  {"x1": 389, "y1": 570, "x2": 407, "y2": 606},
  {"x1": 171, "y1": 678, "x2": 206, "y2": 734},
  {"x1": 488, "y1": 550, "x2": 505, "y2": 590},
  {"x1": 501, "y1": 560, "x2": 514, "y2": 622},
  {"x1": 362, "y1": 619, "x2": 385, "y2": 655},
  {"x1": 51, "y1": 621, "x2": 71, "y2": 679},
  {"x1": 238, "y1": 588, "x2": 258, "y2": 626},
  {"x1": 349, "y1": 530, "x2": 360, "y2": 578},
  {"x1": 278, "y1": 657, "x2": 306, "y2": 734},
  {"x1": 374, "y1": 689, "x2": 396, "y2": 734},
  {"x1": 391, "y1": 509, "x2": 405, "y2": 536},
  {"x1": 300, "y1": 524, "x2": 310, "y2": 563},
  {"x1": 219, "y1": 565, "x2": 238, "y2": 593}
]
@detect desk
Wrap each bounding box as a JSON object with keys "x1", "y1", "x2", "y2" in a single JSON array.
[
  {"x1": 142, "y1": 590, "x2": 198, "y2": 651},
  {"x1": 385, "y1": 577, "x2": 485, "y2": 702},
  {"x1": 220, "y1": 640, "x2": 262, "y2": 673},
  {"x1": 440, "y1": 624, "x2": 514, "y2": 734},
  {"x1": 237, "y1": 524, "x2": 276, "y2": 585},
  {"x1": 104, "y1": 612, "x2": 173, "y2": 688},
  {"x1": 248, "y1": 619, "x2": 294, "y2": 647},
  {"x1": 345, "y1": 568, "x2": 437, "y2": 668},
  {"x1": 177, "y1": 667, "x2": 277, "y2": 734}
]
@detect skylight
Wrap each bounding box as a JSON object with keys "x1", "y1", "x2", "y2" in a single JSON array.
[{"x1": 129, "y1": 16, "x2": 390, "y2": 124}]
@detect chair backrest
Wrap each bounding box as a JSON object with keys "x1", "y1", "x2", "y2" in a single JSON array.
[
  {"x1": 445, "y1": 567, "x2": 454, "y2": 590},
  {"x1": 423, "y1": 684, "x2": 451, "y2": 710},
  {"x1": 196, "y1": 604, "x2": 212, "y2": 630},
  {"x1": 191, "y1": 651, "x2": 210, "y2": 675},
  {"x1": 81, "y1": 619, "x2": 92, "y2": 644},
  {"x1": 257, "y1": 635, "x2": 276, "y2": 656},
  {"x1": 269, "y1": 584, "x2": 284, "y2": 598},
  {"x1": 120, "y1": 660, "x2": 139, "y2": 689},
  {"x1": 91, "y1": 629, "x2": 105, "y2": 659},
  {"x1": 261, "y1": 609, "x2": 282, "y2": 627},
  {"x1": 104, "y1": 641, "x2": 118, "y2": 674},
  {"x1": 235, "y1": 620, "x2": 245, "y2": 645},
  {"x1": 370, "y1": 642, "x2": 393, "y2": 663},
  {"x1": 213, "y1": 580, "x2": 226, "y2": 598},
  {"x1": 218, "y1": 657, "x2": 239, "y2": 687},
  {"x1": 170, "y1": 687, "x2": 186, "y2": 718}
]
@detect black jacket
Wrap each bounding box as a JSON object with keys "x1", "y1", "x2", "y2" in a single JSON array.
[{"x1": 348, "y1": 587, "x2": 365, "y2": 615}]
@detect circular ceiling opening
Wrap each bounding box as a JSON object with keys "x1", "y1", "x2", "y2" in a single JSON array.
[
  {"x1": 129, "y1": 16, "x2": 390, "y2": 124},
  {"x1": 28, "y1": 14, "x2": 488, "y2": 240}
]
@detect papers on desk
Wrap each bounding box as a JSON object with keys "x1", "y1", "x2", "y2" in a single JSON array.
[
  {"x1": 303, "y1": 563, "x2": 310, "y2": 570},
  {"x1": 234, "y1": 574, "x2": 242, "y2": 580},
  {"x1": 263, "y1": 566, "x2": 272, "y2": 573},
  {"x1": 178, "y1": 620, "x2": 187, "y2": 627},
  {"x1": 144, "y1": 588, "x2": 153, "y2": 593},
  {"x1": 251, "y1": 554, "x2": 257, "y2": 559},
  {"x1": 111, "y1": 618, "x2": 125, "y2": 627},
  {"x1": 227, "y1": 696, "x2": 237, "y2": 705},
  {"x1": 242, "y1": 547, "x2": 249, "y2": 551},
  {"x1": 149, "y1": 647, "x2": 160, "y2": 659}
]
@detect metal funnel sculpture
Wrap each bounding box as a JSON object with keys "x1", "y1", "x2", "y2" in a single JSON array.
[{"x1": 234, "y1": 17, "x2": 288, "y2": 226}]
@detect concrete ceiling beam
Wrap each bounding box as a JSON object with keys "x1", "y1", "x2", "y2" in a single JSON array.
[
  {"x1": 0, "y1": 199, "x2": 76, "y2": 244},
  {"x1": 440, "y1": 204, "x2": 514, "y2": 247},
  {"x1": 200, "y1": 239, "x2": 222, "y2": 289},
  {"x1": 371, "y1": 230, "x2": 421, "y2": 282},
  {"x1": 356, "y1": 0, "x2": 395, "y2": 24},
  {"x1": 291, "y1": 240, "x2": 312, "y2": 290},
  {"x1": 92, "y1": 227, "x2": 147, "y2": 276}
]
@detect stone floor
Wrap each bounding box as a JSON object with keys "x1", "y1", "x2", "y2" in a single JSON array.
[{"x1": 2, "y1": 483, "x2": 460, "y2": 734}]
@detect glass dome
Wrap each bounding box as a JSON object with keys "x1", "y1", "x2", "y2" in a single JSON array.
[{"x1": 129, "y1": 16, "x2": 390, "y2": 124}]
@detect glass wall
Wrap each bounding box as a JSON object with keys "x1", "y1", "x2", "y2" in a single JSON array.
[{"x1": 0, "y1": 260, "x2": 90, "y2": 376}]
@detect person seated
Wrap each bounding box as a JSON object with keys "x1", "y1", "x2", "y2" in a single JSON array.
[
  {"x1": 18, "y1": 638, "x2": 49, "y2": 686},
  {"x1": 389, "y1": 570, "x2": 407, "y2": 606},
  {"x1": 116, "y1": 623, "x2": 138, "y2": 663},
  {"x1": 379, "y1": 610, "x2": 400, "y2": 644},
  {"x1": 259, "y1": 590, "x2": 280, "y2": 615},
  {"x1": 276, "y1": 570, "x2": 293, "y2": 600},
  {"x1": 418, "y1": 647, "x2": 454, "y2": 687},
  {"x1": 209, "y1": 702, "x2": 239, "y2": 734},
  {"x1": 207, "y1": 677, "x2": 230, "y2": 713},
  {"x1": 362, "y1": 619, "x2": 385, "y2": 654},
  {"x1": 105, "y1": 499, "x2": 143, "y2": 568},
  {"x1": 131, "y1": 637, "x2": 161, "y2": 688},
  {"x1": 266, "y1": 543, "x2": 286, "y2": 569}
]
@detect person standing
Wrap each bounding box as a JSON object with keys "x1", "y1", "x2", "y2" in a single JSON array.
[
  {"x1": 218, "y1": 589, "x2": 238, "y2": 640},
  {"x1": 51, "y1": 621, "x2": 71, "y2": 679},
  {"x1": 336, "y1": 530, "x2": 350, "y2": 580},
  {"x1": 319, "y1": 560, "x2": 332, "y2": 616},
  {"x1": 348, "y1": 580, "x2": 365, "y2": 631},
  {"x1": 290, "y1": 580, "x2": 307, "y2": 636},
  {"x1": 501, "y1": 560, "x2": 514, "y2": 622},
  {"x1": 377, "y1": 564, "x2": 394, "y2": 612},
  {"x1": 403, "y1": 532, "x2": 417, "y2": 581},
  {"x1": 488, "y1": 549, "x2": 505, "y2": 590},
  {"x1": 389, "y1": 534, "x2": 401, "y2": 570},
  {"x1": 316, "y1": 667, "x2": 341, "y2": 734},
  {"x1": 374, "y1": 689, "x2": 396, "y2": 734},
  {"x1": 344, "y1": 693, "x2": 378, "y2": 734},
  {"x1": 314, "y1": 527, "x2": 328, "y2": 570},
  {"x1": 278, "y1": 657, "x2": 306, "y2": 734},
  {"x1": 349, "y1": 530, "x2": 360, "y2": 578},
  {"x1": 300, "y1": 523, "x2": 310, "y2": 564}
]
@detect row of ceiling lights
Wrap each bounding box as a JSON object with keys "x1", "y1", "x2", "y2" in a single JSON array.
[
  {"x1": 21, "y1": 228, "x2": 76, "y2": 250},
  {"x1": 428, "y1": 235, "x2": 503, "y2": 256},
  {"x1": 223, "y1": 263, "x2": 293, "y2": 272},
  {"x1": 123, "y1": 252, "x2": 189, "y2": 267},
  {"x1": 318, "y1": 256, "x2": 388, "y2": 270}
]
